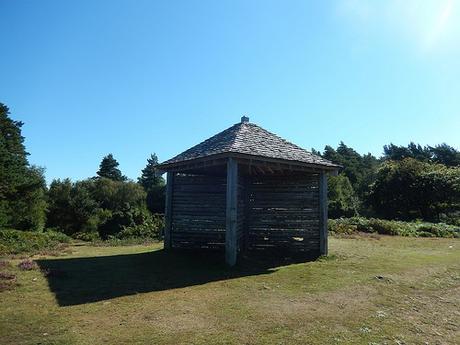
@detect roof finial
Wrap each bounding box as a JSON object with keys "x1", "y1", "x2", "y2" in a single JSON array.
[{"x1": 241, "y1": 115, "x2": 249, "y2": 123}]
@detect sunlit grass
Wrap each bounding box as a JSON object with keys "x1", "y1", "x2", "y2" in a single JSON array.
[{"x1": 0, "y1": 236, "x2": 458, "y2": 345}]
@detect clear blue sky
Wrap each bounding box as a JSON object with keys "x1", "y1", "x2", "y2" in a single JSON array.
[{"x1": 1, "y1": 0, "x2": 459, "y2": 182}]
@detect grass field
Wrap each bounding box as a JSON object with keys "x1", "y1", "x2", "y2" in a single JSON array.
[{"x1": 1, "y1": 236, "x2": 459, "y2": 345}]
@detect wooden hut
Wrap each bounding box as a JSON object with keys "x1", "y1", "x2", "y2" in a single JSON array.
[{"x1": 156, "y1": 117, "x2": 340, "y2": 266}]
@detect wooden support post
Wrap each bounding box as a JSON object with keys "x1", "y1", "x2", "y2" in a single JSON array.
[
  {"x1": 164, "y1": 172, "x2": 174, "y2": 249},
  {"x1": 225, "y1": 157, "x2": 238, "y2": 266},
  {"x1": 319, "y1": 171, "x2": 328, "y2": 256},
  {"x1": 242, "y1": 176, "x2": 250, "y2": 253}
]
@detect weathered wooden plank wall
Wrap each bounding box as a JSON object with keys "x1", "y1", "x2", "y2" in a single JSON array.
[
  {"x1": 171, "y1": 174, "x2": 226, "y2": 249},
  {"x1": 170, "y1": 171, "x2": 322, "y2": 256},
  {"x1": 246, "y1": 174, "x2": 320, "y2": 254}
]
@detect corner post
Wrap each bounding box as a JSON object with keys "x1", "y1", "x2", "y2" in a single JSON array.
[
  {"x1": 225, "y1": 157, "x2": 238, "y2": 266},
  {"x1": 164, "y1": 171, "x2": 174, "y2": 249},
  {"x1": 319, "y1": 171, "x2": 328, "y2": 256}
]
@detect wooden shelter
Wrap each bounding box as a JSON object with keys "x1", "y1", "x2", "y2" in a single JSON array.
[{"x1": 156, "y1": 117, "x2": 340, "y2": 266}]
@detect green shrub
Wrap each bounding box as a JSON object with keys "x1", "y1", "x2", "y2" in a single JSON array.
[
  {"x1": 367, "y1": 219, "x2": 401, "y2": 236},
  {"x1": 116, "y1": 213, "x2": 164, "y2": 240},
  {"x1": 44, "y1": 229, "x2": 73, "y2": 243},
  {"x1": 417, "y1": 231, "x2": 435, "y2": 238},
  {"x1": 46, "y1": 178, "x2": 148, "y2": 239},
  {"x1": 97, "y1": 207, "x2": 151, "y2": 239},
  {"x1": 329, "y1": 217, "x2": 459, "y2": 238},
  {"x1": 0, "y1": 229, "x2": 71, "y2": 255},
  {"x1": 415, "y1": 223, "x2": 456, "y2": 238},
  {"x1": 73, "y1": 231, "x2": 100, "y2": 242},
  {"x1": 327, "y1": 219, "x2": 357, "y2": 235}
]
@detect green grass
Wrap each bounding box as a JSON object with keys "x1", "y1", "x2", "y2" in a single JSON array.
[{"x1": 0, "y1": 236, "x2": 459, "y2": 345}]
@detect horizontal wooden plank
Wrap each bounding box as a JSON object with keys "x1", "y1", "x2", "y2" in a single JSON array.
[
  {"x1": 173, "y1": 232, "x2": 225, "y2": 238},
  {"x1": 173, "y1": 214, "x2": 225, "y2": 220},
  {"x1": 173, "y1": 204, "x2": 226, "y2": 209},
  {"x1": 173, "y1": 242, "x2": 225, "y2": 248},
  {"x1": 248, "y1": 238, "x2": 320, "y2": 244},
  {"x1": 173, "y1": 227, "x2": 226, "y2": 233},
  {"x1": 248, "y1": 223, "x2": 319, "y2": 229},
  {"x1": 173, "y1": 204, "x2": 225, "y2": 210},
  {"x1": 249, "y1": 215, "x2": 319, "y2": 221},
  {"x1": 248, "y1": 228, "x2": 319, "y2": 235}
]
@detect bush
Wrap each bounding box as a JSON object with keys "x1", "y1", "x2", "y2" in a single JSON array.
[
  {"x1": 46, "y1": 178, "x2": 104, "y2": 236},
  {"x1": 328, "y1": 174, "x2": 359, "y2": 218},
  {"x1": 73, "y1": 231, "x2": 100, "y2": 242},
  {"x1": 97, "y1": 206, "x2": 154, "y2": 239},
  {"x1": 327, "y1": 220, "x2": 357, "y2": 235},
  {"x1": 329, "y1": 217, "x2": 460, "y2": 238},
  {"x1": 47, "y1": 177, "x2": 149, "y2": 240},
  {"x1": 366, "y1": 219, "x2": 402, "y2": 236},
  {"x1": 368, "y1": 159, "x2": 460, "y2": 222},
  {"x1": 0, "y1": 229, "x2": 71, "y2": 255},
  {"x1": 415, "y1": 223, "x2": 457, "y2": 238},
  {"x1": 116, "y1": 213, "x2": 164, "y2": 240},
  {"x1": 146, "y1": 185, "x2": 166, "y2": 214}
]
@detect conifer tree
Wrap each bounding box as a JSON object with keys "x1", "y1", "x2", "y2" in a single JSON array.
[
  {"x1": 96, "y1": 154, "x2": 126, "y2": 181},
  {"x1": 0, "y1": 104, "x2": 27, "y2": 205},
  {"x1": 0, "y1": 103, "x2": 46, "y2": 230},
  {"x1": 138, "y1": 153, "x2": 164, "y2": 190},
  {"x1": 138, "y1": 153, "x2": 165, "y2": 213}
]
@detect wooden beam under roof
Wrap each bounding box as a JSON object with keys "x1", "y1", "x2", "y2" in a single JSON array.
[{"x1": 156, "y1": 152, "x2": 340, "y2": 174}]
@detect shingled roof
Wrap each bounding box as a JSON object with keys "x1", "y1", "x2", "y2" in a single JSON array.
[{"x1": 157, "y1": 118, "x2": 339, "y2": 170}]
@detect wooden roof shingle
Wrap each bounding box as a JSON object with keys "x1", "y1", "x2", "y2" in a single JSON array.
[{"x1": 157, "y1": 119, "x2": 339, "y2": 170}]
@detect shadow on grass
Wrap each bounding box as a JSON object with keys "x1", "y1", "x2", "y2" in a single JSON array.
[{"x1": 37, "y1": 248, "x2": 317, "y2": 307}]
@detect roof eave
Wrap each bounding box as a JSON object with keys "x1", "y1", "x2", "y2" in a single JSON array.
[{"x1": 156, "y1": 152, "x2": 341, "y2": 174}]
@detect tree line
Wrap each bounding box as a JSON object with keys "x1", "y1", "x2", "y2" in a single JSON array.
[
  {"x1": 315, "y1": 142, "x2": 460, "y2": 224},
  {"x1": 1, "y1": 102, "x2": 460, "y2": 239},
  {"x1": 0, "y1": 103, "x2": 165, "y2": 239}
]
